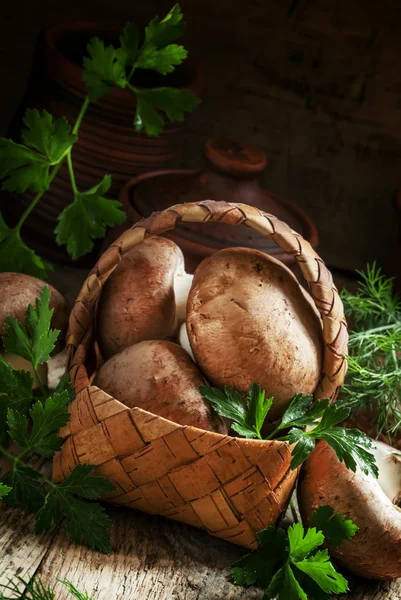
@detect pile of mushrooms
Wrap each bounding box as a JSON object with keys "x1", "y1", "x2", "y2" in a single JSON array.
[
  {"x1": 95, "y1": 236, "x2": 323, "y2": 431},
  {"x1": 95, "y1": 236, "x2": 401, "y2": 581},
  {"x1": 0, "y1": 272, "x2": 69, "y2": 387}
]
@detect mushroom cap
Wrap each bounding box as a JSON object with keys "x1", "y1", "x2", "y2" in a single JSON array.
[
  {"x1": 297, "y1": 440, "x2": 401, "y2": 579},
  {"x1": 0, "y1": 272, "x2": 69, "y2": 342},
  {"x1": 96, "y1": 237, "x2": 186, "y2": 359},
  {"x1": 186, "y1": 248, "x2": 323, "y2": 420},
  {"x1": 94, "y1": 340, "x2": 228, "y2": 433}
]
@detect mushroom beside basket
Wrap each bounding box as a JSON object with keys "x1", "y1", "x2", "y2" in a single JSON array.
[{"x1": 53, "y1": 200, "x2": 347, "y2": 549}]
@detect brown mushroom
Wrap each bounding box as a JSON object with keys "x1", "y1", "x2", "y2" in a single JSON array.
[
  {"x1": 96, "y1": 237, "x2": 193, "y2": 359},
  {"x1": 186, "y1": 248, "x2": 323, "y2": 420},
  {"x1": 0, "y1": 273, "x2": 69, "y2": 387},
  {"x1": 94, "y1": 339, "x2": 227, "y2": 433},
  {"x1": 297, "y1": 440, "x2": 401, "y2": 579}
]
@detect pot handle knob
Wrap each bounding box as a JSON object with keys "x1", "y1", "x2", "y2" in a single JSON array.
[{"x1": 203, "y1": 137, "x2": 268, "y2": 179}]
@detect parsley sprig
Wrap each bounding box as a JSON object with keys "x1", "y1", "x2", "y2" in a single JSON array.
[
  {"x1": 233, "y1": 505, "x2": 358, "y2": 600},
  {"x1": 0, "y1": 4, "x2": 199, "y2": 276},
  {"x1": 340, "y1": 262, "x2": 401, "y2": 440},
  {"x1": 200, "y1": 383, "x2": 378, "y2": 477},
  {"x1": 0, "y1": 288, "x2": 114, "y2": 553}
]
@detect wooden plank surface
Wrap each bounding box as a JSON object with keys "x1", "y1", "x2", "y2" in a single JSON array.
[{"x1": 1, "y1": 478, "x2": 401, "y2": 599}]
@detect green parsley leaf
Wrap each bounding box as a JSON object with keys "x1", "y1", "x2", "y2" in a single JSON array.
[
  {"x1": 144, "y1": 4, "x2": 185, "y2": 47},
  {"x1": 200, "y1": 384, "x2": 273, "y2": 439},
  {"x1": 0, "y1": 482, "x2": 11, "y2": 498},
  {"x1": 0, "y1": 355, "x2": 33, "y2": 428},
  {"x1": 30, "y1": 391, "x2": 71, "y2": 457},
  {"x1": 3, "y1": 286, "x2": 59, "y2": 369},
  {"x1": 286, "y1": 428, "x2": 316, "y2": 470},
  {"x1": 7, "y1": 391, "x2": 70, "y2": 457},
  {"x1": 200, "y1": 385, "x2": 248, "y2": 427},
  {"x1": 134, "y1": 88, "x2": 200, "y2": 136},
  {"x1": 0, "y1": 109, "x2": 76, "y2": 193},
  {"x1": 55, "y1": 373, "x2": 75, "y2": 403},
  {"x1": 317, "y1": 427, "x2": 378, "y2": 478},
  {"x1": 3, "y1": 464, "x2": 45, "y2": 513},
  {"x1": 288, "y1": 522, "x2": 324, "y2": 561},
  {"x1": 234, "y1": 507, "x2": 356, "y2": 599},
  {"x1": 83, "y1": 37, "x2": 126, "y2": 101},
  {"x1": 55, "y1": 175, "x2": 126, "y2": 259},
  {"x1": 117, "y1": 22, "x2": 140, "y2": 66},
  {"x1": 266, "y1": 564, "x2": 308, "y2": 600},
  {"x1": 295, "y1": 549, "x2": 348, "y2": 595},
  {"x1": 310, "y1": 505, "x2": 359, "y2": 546},
  {"x1": 280, "y1": 395, "x2": 330, "y2": 428},
  {"x1": 35, "y1": 465, "x2": 115, "y2": 553},
  {"x1": 0, "y1": 214, "x2": 52, "y2": 279},
  {"x1": 247, "y1": 383, "x2": 273, "y2": 439},
  {"x1": 54, "y1": 464, "x2": 115, "y2": 499},
  {"x1": 136, "y1": 44, "x2": 187, "y2": 75},
  {"x1": 233, "y1": 527, "x2": 287, "y2": 588},
  {"x1": 6, "y1": 407, "x2": 29, "y2": 448}
]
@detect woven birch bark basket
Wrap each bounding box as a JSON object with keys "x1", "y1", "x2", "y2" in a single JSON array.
[{"x1": 53, "y1": 200, "x2": 348, "y2": 549}]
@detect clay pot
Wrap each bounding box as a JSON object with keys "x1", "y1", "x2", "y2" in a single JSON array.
[
  {"x1": 2, "y1": 21, "x2": 203, "y2": 265},
  {"x1": 112, "y1": 138, "x2": 318, "y2": 274}
]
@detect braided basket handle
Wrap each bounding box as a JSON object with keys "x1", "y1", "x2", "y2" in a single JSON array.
[{"x1": 67, "y1": 200, "x2": 348, "y2": 400}]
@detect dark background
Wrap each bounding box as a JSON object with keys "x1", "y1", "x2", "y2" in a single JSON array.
[{"x1": 1, "y1": 0, "x2": 401, "y2": 277}]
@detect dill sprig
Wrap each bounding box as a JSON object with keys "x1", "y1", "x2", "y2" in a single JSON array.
[
  {"x1": 340, "y1": 262, "x2": 401, "y2": 439},
  {"x1": 0, "y1": 575, "x2": 97, "y2": 600}
]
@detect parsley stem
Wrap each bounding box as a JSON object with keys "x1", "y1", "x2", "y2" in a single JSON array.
[
  {"x1": 72, "y1": 96, "x2": 90, "y2": 135},
  {"x1": 264, "y1": 424, "x2": 283, "y2": 440},
  {"x1": 14, "y1": 163, "x2": 63, "y2": 234},
  {"x1": 33, "y1": 364, "x2": 48, "y2": 399},
  {"x1": 127, "y1": 82, "x2": 139, "y2": 94},
  {"x1": 0, "y1": 444, "x2": 29, "y2": 464},
  {"x1": 67, "y1": 152, "x2": 78, "y2": 195},
  {"x1": 289, "y1": 497, "x2": 299, "y2": 523}
]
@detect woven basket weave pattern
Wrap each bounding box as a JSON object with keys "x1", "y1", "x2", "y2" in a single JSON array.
[{"x1": 54, "y1": 200, "x2": 348, "y2": 549}]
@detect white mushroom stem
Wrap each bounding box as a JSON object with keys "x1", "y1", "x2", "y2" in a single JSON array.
[
  {"x1": 173, "y1": 272, "x2": 193, "y2": 325},
  {"x1": 179, "y1": 322, "x2": 195, "y2": 361},
  {"x1": 374, "y1": 440, "x2": 401, "y2": 505},
  {"x1": 1, "y1": 351, "x2": 48, "y2": 389}
]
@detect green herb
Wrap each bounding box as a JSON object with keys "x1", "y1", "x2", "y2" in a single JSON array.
[
  {"x1": 310, "y1": 505, "x2": 358, "y2": 546},
  {"x1": 233, "y1": 506, "x2": 356, "y2": 599},
  {"x1": 0, "y1": 208, "x2": 53, "y2": 280},
  {"x1": 54, "y1": 175, "x2": 126, "y2": 259},
  {"x1": 0, "y1": 4, "x2": 199, "y2": 277},
  {"x1": 201, "y1": 385, "x2": 378, "y2": 477},
  {"x1": 0, "y1": 110, "x2": 76, "y2": 194},
  {"x1": 340, "y1": 263, "x2": 401, "y2": 439},
  {"x1": 0, "y1": 288, "x2": 115, "y2": 553},
  {"x1": 0, "y1": 575, "x2": 97, "y2": 600},
  {"x1": 3, "y1": 286, "x2": 59, "y2": 374},
  {"x1": 0, "y1": 482, "x2": 11, "y2": 498},
  {"x1": 199, "y1": 383, "x2": 272, "y2": 439},
  {"x1": 134, "y1": 88, "x2": 200, "y2": 136}
]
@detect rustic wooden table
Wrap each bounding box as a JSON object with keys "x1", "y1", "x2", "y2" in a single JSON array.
[{"x1": 0, "y1": 266, "x2": 400, "y2": 599}]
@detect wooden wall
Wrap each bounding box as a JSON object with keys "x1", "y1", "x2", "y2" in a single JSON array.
[{"x1": 1, "y1": 0, "x2": 400, "y2": 275}]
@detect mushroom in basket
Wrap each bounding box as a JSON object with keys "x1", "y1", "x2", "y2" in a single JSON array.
[{"x1": 95, "y1": 237, "x2": 324, "y2": 431}]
